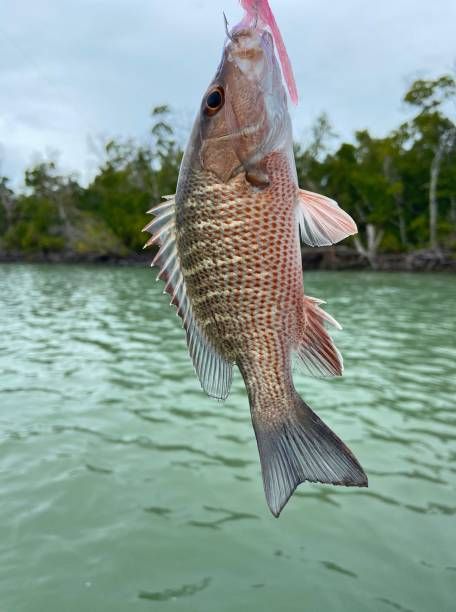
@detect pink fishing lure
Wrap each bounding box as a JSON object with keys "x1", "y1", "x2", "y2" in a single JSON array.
[{"x1": 239, "y1": 0, "x2": 299, "y2": 104}]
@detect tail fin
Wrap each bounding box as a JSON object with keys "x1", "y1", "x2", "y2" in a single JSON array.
[{"x1": 252, "y1": 393, "x2": 367, "y2": 517}]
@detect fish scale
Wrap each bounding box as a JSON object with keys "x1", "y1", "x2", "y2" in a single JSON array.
[{"x1": 177, "y1": 152, "x2": 301, "y2": 368}]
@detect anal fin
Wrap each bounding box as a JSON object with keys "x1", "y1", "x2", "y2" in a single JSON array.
[{"x1": 295, "y1": 296, "x2": 343, "y2": 377}]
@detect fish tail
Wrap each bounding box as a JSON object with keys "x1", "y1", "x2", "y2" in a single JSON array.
[{"x1": 250, "y1": 390, "x2": 368, "y2": 517}]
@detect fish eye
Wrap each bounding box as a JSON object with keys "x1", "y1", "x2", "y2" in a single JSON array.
[{"x1": 205, "y1": 87, "x2": 225, "y2": 115}]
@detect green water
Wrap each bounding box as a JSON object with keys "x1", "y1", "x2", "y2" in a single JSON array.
[{"x1": 0, "y1": 264, "x2": 455, "y2": 612}]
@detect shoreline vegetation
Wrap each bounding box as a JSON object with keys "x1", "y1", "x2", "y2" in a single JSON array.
[
  {"x1": 1, "y1": 76, "x2": 455, "y2": 272},
  {"x1": 1, "y1": 247, "x2": 455, "y2": 272}
]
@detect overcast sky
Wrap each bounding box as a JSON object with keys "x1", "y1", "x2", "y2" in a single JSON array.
[{"x1": 1, "y1": 0, "x2": 455, "y2": 187}]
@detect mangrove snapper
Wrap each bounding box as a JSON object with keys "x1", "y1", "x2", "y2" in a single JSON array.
[{"x1": 144, "y1": 0, "x2": 367, "y2": 516}]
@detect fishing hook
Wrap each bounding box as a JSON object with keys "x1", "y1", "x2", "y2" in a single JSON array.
[{"x1": 223, "y1": 12, "x2": 234, "y2": 41}]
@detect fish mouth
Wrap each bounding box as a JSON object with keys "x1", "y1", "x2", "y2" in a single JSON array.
[{"x1": 204, "y1": 121, "x2": 263, "y2": 143}]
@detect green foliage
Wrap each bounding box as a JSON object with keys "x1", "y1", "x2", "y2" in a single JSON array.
[
  {"x1": 4, "y1": 195, "x2": 65, "y2": 252},
  {"x1": 80, "y1": 106, "x2": 182, "y2": 252},
  {"x1": 295, "y1": 74, "x2": 455, "y2": 250},
  {"x1": 0, "y1": 77, "x2": 454, "y2": 259},
  {"x1": 0, "y1": 204, "x2": 7, "y2": 238},
  {"x1": 70, "y1": 211, "x2": 127, "y2": 256},
  {"x1": 0, "y1": 177, "x2": 13, "y2": 237},
  {"x1": 404, "y1": 75, "x2": 455, "y2": 114},
  {"x1": 81, "y1": 142, "x2": 153, "y2": 252}
]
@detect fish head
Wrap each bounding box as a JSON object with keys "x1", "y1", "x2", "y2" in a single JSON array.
[{"x1": 196, "y1": 26, "x2": 292, "y2": 184}]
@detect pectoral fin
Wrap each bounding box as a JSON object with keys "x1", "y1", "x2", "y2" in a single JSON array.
[{"x1": 297, "y1": 189, "x2": 357, "y2": 247}]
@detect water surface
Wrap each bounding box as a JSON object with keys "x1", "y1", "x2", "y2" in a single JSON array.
[{"x1": 0, "y1": 264, "x2": 455, "y2": 612}]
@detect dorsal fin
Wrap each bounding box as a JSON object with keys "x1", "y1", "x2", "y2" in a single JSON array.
[
  {"x1": 295, "y1": 296, "x2": 344, "y2": 377},
  {"x1": 144, "y1": 198, "x2": 233, "y2": 400}
]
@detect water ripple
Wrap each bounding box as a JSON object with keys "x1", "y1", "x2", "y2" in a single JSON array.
[{"x1": 138, "y1": 577, "x2": 212, "y2": 602}]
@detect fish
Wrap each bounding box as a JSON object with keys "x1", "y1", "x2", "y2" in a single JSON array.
[{"x1": 144, "y1": 0, "x2": 367, "y2": 517}]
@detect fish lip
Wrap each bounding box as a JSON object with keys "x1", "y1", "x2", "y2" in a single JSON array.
[{"x1": 203, "y1": 121, "x2": 263, "y2": 143}]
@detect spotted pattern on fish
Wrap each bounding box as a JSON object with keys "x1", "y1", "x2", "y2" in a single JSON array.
[{"x1": 177, "y1": 153, "x2": 302, "y2": 411}]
